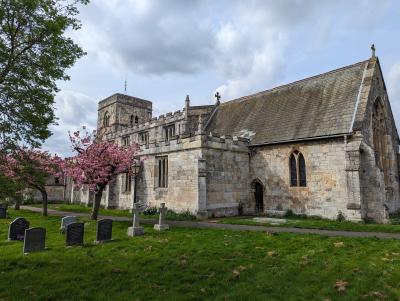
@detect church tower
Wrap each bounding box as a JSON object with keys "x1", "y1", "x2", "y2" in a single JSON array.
[{"x1": 97, "y1": 93, "x2": 153, "y2": 134}]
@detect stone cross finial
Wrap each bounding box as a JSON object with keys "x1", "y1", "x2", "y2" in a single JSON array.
[
  {"x1": 154, "y1": 202, "x2": 169, "y2": 231},
  {"x1": 371, "y1": 44, "x2": 376, "y2": 58},
  {"x1": 214, "y1": 91, "x2": 221, "y2": 103}
]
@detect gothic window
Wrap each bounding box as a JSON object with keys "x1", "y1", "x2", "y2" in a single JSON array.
[
  {"x1": 103, "y1": 112, "x2": 110, "y2": 127},
  {"x1": 289, "y1": 150, "x2": 307, "y2": 187},
  {"x1": 130, "y1": 115, "x2": 134, "y2": 126},
  {"x1": 164, "y1": 124, "x2": 175, "y2": 141},
  {"x1": 124, "y1": 172, "x2": 132, "y2": 192},
  {"x1": 135, "y1": 116, "x2": 139, "y2": 124},
  {"x1": 157, "y1": 156, "x2": 168, "y2": 188},
  {"x1": 372, "y1": 98, "x2": 388, "y2": 183}
]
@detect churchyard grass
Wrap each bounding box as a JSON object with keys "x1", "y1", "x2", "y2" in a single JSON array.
[
  {"x1": 30, "y1": 203, "x2": 197, "y2": 221},
  {"x1": 1, "y1": 210, "x2": 400, "y2": 300},
  {"x1": 219, "y1": 215, "x2": 400, "y2": 233}
]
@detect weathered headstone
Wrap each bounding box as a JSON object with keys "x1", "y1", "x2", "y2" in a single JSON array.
[
  {"x1": 8, "y1": 217, "x2": 29, "y2": 240},
  {"x1": 23, "y1": 227, "x2": 46, "y2": 254},
  {"x1": 96, "y1": 219, "x2": 113, "y2": 243},
  {"x1": 60, "y1": 216, "x2": 77, "y2": 233},
  {"x1": 154, "y1": 203, "x2": 169, "y2": 231},
  {"x1": 127, "y1": 202, "x2": 145, "y2": 236},
  {"x1": 66, "y1": 222, "x2": 84, "y2": 246},
  {"x1": 0, "y1": 204, "x2": 7, "y2": 219}
]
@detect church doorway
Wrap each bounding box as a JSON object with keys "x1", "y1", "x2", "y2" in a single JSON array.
[{"x1": 254, "y1": 181, "x2": 264, "y2": 213}]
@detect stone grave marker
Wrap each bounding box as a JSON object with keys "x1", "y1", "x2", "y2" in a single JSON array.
[
  {"x1": 8, "y1": 217, "x2": 29, "y2": 240},
  {"x1": 154, "y1": 203, "x2": 169, "y2": 231},
  {"x1": 96, "y1": 219, "x2": 113, "y2": 243},
  {"x1": 0, "y1": 204, "x2": 7, "y2": 219},
  {"x1": 127, "y1": 202, "x2": 145, "y2": 236},
  {"x1": 23, "y1": 227, "x2": 46, "y2": 254},
  {"x1": 60, "y1": 216, "x2": 77, "y2": 233},
  {"x1": 66, "y1": 222, "x2": 84, "y2": 246}
]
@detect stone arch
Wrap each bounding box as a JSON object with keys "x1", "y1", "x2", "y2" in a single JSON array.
[
  {"x1": 103, "y1": 111, "x2": 110, "y2": 127},
  {"x1": 251, "y1": 179, "x2": 265, "y2": 213},
  {"x1": 288, "y1": 150, "x2": 307, "y2": 187},
  {"x1": 372, "y1": 97, "x2": 388, "y2": 184}
]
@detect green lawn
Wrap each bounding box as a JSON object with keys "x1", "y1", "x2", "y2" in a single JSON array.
[
  {"x1": 1, "y1": 210, "x2": 400, "y2": 300},
  {"x1": 30, "y1": 203, "x2": 197, "y2": 221},
  {"x1": 219, "y1": 216, "x2": 400, "y2": 233}
]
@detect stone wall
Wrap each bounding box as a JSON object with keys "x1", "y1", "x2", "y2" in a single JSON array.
[{"x1": 249, "y1": 138, "x2": 361, "y2": 220}]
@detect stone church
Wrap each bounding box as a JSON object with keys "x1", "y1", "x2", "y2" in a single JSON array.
[{"x1": 65, "y1": 53, "x2": 400, "y2": 223}]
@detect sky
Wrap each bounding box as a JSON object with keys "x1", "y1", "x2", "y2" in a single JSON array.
[{"x1": 45, "y1": 0, "x2": 400, "y2": 156}]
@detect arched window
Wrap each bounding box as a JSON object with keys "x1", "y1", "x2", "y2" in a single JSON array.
[
  {"x1": 372, "y1": 99, "x2": 386, "y2": 169},
  {"x1": 103, "y1": 112, "x2": 110, "y2": 127},
  {"x1": 135, "y1": 116, "x2": 139, "y2": 124},
  {"x1": 289, "y1": 150, "x2": 307, "y2": 187},
  {"x1": 130, "y1": 115, "x2": 134, "y2": 126}
]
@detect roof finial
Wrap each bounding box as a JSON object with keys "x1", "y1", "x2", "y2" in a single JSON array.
[
  {"x1": 371, "y1": 44, "x2": 376, "y2": 58},
  {"x1": 214, "y1": 91, "x2": 221, "y2": 104}
]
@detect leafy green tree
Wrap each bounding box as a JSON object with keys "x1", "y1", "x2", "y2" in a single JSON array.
[{"x1": 0, "y1": 0, "x2": 88, "y2": 150}]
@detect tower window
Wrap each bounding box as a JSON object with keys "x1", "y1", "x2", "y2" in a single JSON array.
[
  {"x1": 135, "y1": 116, "x2": 139, "y2": 124},
  {"x1": 289, "y1": 150, "x2": 307, "y2": 187},
  {"x1": 103, "y1": 112, "x2": 110, "y2": 127},
  {"x1": 130, "y1": 115, "x2": 134, "y2": 126}
]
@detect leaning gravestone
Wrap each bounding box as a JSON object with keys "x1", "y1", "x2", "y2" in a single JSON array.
[
  {"x1": 0, "y1": 204, "x2": 7, "y2": 219},
  {"x1": 66, "y1": 222, "x2": 84, "y2": 246},
  {"x1": 60, "y1": 216, "x2": 77, "y2": 233},
  {"x1": 23, "y1": 227, "x2": 46, "y2": 254},
  {"x1": 154, "y1": 203, "x2": 169, "y2": 231},
  {"x1": 96, "y1": 219, "x2": 113, "y2": 243},
  {"x1": 8, "y1": 217, "x2": 29, "y2": 240}
]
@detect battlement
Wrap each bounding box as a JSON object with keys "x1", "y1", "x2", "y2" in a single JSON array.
[{"x1": 98, "y1": 93, "x2": 152, "y2": 111}]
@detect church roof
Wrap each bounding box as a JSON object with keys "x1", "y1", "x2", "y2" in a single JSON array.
[{"x1": 206, "y1": 59, "x2": 369, "y2": 145}]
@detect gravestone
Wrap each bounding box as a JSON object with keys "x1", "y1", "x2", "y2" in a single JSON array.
[
  {"x1": 23, "y1": 227, "x2": 46, "y2": 254},
  {"x1": 154, "y1": 203, "x2": 169, "y2": 231},
  {"x1": 127, "y1": 202, "x2": 145, "y2": 236},
  {"x1": 66, "y1": 222, "x2": 84, "y2": 246},
  {"x1": 0, "y1": 204, "x2": 7, "y2": 219},
  {"x1": 96, "y1": 219, "x2": 113, "y2": 243},
  {"x1": 8, "y1": 217, "x2": 29, "y2": 240},
  {"x1": 60, "y1": 216, "x2": 77, "y2": 233}
]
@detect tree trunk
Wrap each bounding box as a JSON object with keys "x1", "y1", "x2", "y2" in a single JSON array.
[
  {"x1": 40, "y1": 189, "x2": 48, "y2": 216},
  {"x1": 91, "y1": 187, "x2": 104, "y2": 220},
  {"x1": 14, "y1": 193, "x2": 21, "y2": 210}
]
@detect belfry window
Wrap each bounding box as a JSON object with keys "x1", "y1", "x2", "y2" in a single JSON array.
[
  {"x1": 289, "y1": 151, "x2": 307, "y2": 187},
  {"x1": 135, "y1": 116, "x2": 139, "y2": 124},
  {"x1": 103, "y1": 112, "x2": 110, "y2": 127},
  {"x1": 130, "y1": 115, "x2": 134, "y2": 126}
]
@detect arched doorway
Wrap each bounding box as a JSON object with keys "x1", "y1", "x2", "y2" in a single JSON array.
[{"x1": 254, "y1": 182, "x2": 264, "y2": 213}]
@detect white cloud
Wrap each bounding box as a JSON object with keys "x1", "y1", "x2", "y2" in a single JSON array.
[
  {"x1": 44, "y1": 90, "x2": 97, "y2": 156},
  {"x1": 387, "y1": 62, "x2": 400, "y2": 128}
]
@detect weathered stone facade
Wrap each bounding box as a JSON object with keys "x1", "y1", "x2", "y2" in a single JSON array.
[{"x1": 65, "y1": 55, "x2": 400, "y2": 223}]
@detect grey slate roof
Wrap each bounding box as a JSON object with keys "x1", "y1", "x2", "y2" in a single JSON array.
[{"x1": 206, "y1": 60, "x2": 369, "y2": 145}]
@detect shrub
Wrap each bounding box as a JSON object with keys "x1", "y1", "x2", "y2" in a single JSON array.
[
  {"x1": 284, "y1": 209, "x2": 294, "y2": 218},
  {"x1": 143, "y1": 206, "x2": 157, "y2": 216},
  {"x1": 336, "y1": 211, "x2": 346, "y2": 222}
]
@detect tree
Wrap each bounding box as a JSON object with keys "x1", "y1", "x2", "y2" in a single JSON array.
[
  {"x1": 0, "y1": 172, "x2": 25, "y2": 209},
  {"x1": 61, "y1": 129, "x2": 139, "y2": 220},
  {"x1": 0, "y1": 148, "x2": 61, "y2": 216},
  {"x1": 0, "y1": 0, "x2": 88, "y2": 151}
]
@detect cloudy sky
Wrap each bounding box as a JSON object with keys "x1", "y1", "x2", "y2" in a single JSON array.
[{"x1": 45, "y1": 0, "x2": 400, "y2": 156}]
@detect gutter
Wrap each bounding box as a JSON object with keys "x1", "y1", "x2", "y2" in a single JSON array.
[{"x1": 249, "y1": 133, "x2": 351, "y2": 147}]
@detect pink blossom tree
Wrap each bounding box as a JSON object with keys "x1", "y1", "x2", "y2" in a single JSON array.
[
  {"x1": 0, "y1": 148, "x2": 61, "y2": 216},
  {"x1": 62, "y1": 128, "x2": 139, "y2": 220}
]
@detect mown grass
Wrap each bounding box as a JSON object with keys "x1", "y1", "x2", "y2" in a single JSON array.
[
  {"x1": 219, "y1": 215, "x2": 400, "y2": 233},
  {"x1": 30, "y1": 203, "x2": 198, "y2": 221},
  {"x1": 1, "y1": 210, "x2": 400, "y2": 300}
]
